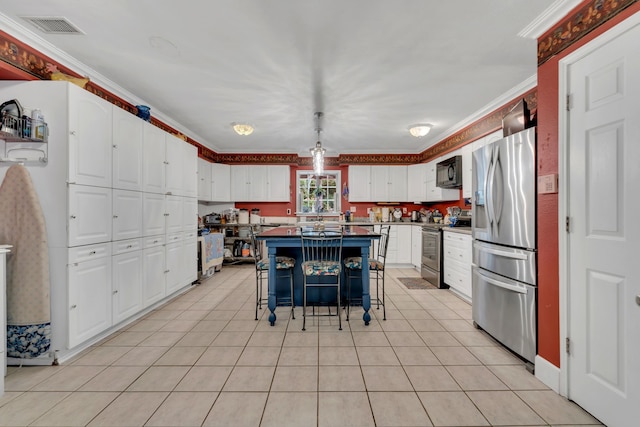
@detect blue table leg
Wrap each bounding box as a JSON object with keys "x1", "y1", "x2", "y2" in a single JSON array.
[
  {"x1": 360, "y1": 245, "x2": 371, "y2": 325},
  {"x1": 268, "y1": 246, "x2": 277, "y2": 326}
]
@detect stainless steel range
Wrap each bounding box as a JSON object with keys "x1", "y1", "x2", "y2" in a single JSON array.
[{"x1": 421, "y1": 224, "x2": 448, "y2": 288}]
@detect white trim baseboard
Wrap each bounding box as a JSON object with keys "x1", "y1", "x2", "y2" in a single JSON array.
[{"x1": 535, "y1": 354, "x2": 561, "y2": 394}]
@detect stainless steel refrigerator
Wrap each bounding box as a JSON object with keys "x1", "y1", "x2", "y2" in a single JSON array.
[{"x1": 471, "y1": 127, "x2": 537, "y2": 364}]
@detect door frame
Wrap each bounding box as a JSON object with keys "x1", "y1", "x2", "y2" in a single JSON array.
[{"x1": 558, "y1": 10, "x2": 640, "y2": 399}]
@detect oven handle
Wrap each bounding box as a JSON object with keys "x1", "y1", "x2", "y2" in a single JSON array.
[
  {"x1": 477, "y1": 270, "x2": 527, "y2": 294},
  {"x1": 479, "y1": 246, "x2": 528, "y2": 260},
  {"x1": 422, "y1": 231, "x2": 440, "y2": 237}
]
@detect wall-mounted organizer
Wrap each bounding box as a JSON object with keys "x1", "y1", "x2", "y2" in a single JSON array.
[{"x1": 0, "y1": 114, "x2": 49, "y2": 164}]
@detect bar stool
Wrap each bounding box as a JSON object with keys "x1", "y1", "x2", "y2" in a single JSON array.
[
  {"x1": 300, "y1": 228, "x2": 344, "y2": 331},
  {"x1": 343, "y1": 225, "x2": 390, "y2": 321},
  {"x1": 251, "y1": 227, "x2": 295, "y2": 321}
]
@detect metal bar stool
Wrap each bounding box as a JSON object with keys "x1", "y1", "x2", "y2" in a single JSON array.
[
  {"x1": 300, "y1": 228, "x2": 344, "y2": 331},
  {"x1": 251, "y1": 227, "x2": 295, "y2": 321},
  {"x1": 344, "y1": 225, "x2": 390, "y2": 321}
]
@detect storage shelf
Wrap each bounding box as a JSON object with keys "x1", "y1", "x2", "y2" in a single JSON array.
[{"x1": 1, "y1": 114, "x2": 48, "y2": 143}]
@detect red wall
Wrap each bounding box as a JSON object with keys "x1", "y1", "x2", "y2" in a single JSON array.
[{"x1": 536, "y1": 2, "x2": 640, "y2": 367}]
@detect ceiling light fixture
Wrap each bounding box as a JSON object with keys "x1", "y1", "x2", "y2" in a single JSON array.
[
  {"x1": 310, "y1": 112, "x2": 325, "y2": 175},
  {"x1": 408, "y1": 123, "x2": 432, "y2": 138},
  {"x1": 232, "y1": 122, "x2": 254, "y2": 136}
]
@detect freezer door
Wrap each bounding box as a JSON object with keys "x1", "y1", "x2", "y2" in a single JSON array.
[
  {"x1": 473, "y1": 240, "x2": 537, "y2": 286},
  {"x1": 472, "y1": 266, "x2": 536, "y2": 363},
  {"x1": 472, "y1": 127, "x2": 536, "y2": 250}
]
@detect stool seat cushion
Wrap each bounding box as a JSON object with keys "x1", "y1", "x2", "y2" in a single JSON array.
[
  {"x1": 344, "y1": 256, "x2": 384, "y2": 271},
  {"x1": 302, "y1": 260, "x2": 341, "y2": 276},
  {"x1": 257, "y1": 256, "x2": 295, "y2": 270}
]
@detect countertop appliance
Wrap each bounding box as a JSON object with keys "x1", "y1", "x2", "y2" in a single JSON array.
[
  {"x1": 421, "y1": 224, "x2": 448, "y2": 289},
  {"x1": 436, "y1": 155, "x2": 462, "y2": 188},
  {"x1": 471, "y1": 126, "x2": 537, "y2": 364}
]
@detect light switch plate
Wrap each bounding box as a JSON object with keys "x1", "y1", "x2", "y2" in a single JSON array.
[
  {"x1": 538, "y1": 174, "x2": 558, "y2": 194},
  {"x1": 350, "y1": 206, "x2": 356, "y2": 212}
]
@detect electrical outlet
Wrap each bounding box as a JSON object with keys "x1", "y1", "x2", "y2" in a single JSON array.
[
  {"x1": 402, "y1": 207, "x2": 407, "y2": 214},
  {"x1": 286, "y1": 208, "x2": 291, "y2": 215},
  {"x1": 350, "y1": 206, "x2": 356, "y2": 212}
]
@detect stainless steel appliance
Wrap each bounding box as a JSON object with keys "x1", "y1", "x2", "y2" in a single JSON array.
[
  {"x1": 436, "y1": 155, "x2": 462, "y2": 188},
  {"x1": 471, "y1": 126, "x2": 537, "y2": 364},
  {"x1": 421, "y1": 224, "x2": 448, "y2": 288}
]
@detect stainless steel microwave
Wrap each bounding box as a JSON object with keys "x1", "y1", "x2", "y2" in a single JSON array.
[{"x1": 436, "y1": 155, "x2": 462, "y2": 188}]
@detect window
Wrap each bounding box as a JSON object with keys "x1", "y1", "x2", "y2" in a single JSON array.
[{"x1": 297, "y1": 170, "x2": 341, "y2": 214}]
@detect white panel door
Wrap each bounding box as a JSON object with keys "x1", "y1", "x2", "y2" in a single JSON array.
[
  {"x1": 112, "y1": 189, "x2": 143, "y2": 241},
  {"x1": 267, "y1": 165, "x2": 290, "y2": 201},
  {"x1": 142, "y1": 246, "x2": 165, "y2": 307},
  {"x1": 67, "y1": 85, "x2": 113, "y2": 188},
  {"x1": 211, "y1": 163, "x2": 231, "y2": 201},
  {"x1": 348, "y1": 166, "x2": 371, "y2": 202},
  {"x1": 112, "y1": 250, "x2": 143, "y2": 324},
  {"x1": 112, "y1": 106, "x2": 143, "y2": 191},
  {"x1": 142, "y1": 122, "x2": 166, "y2": 194},
  {"x1": 165, "y1": 134, "x2": 184, "y2": 196},
  {"x1": 182, "y1": 142, "x2": 198, "y2": 198},
  {"x1": 182, "y1": 197, "x2": 198, "y2": 231},
  {"x1": 165, "y1": 195, "x2": 183, "y2": 235},
  {"x1": 165, "y1": 241, "x2": 184, "y2": 295},
  {"x1": 567, "y1": 20, "x2": 640, "y2": 427},
  {"x1": 407, "y1": 163, "x2": 427, "y2": 202},
  {"x1": 230, "y1": 165, "x2": 250, "y2": 201},
  {"x1": 249, "y1": 165, "x2": 268, "y2": 201},
  {"x1": 182, "y1": 234, "x2": 198, "y2": 284},
  {"x1": 68, "y1": 256, "x2": 112, "y2": 348},
  {"x1": 143, "y1": 192, "x2": 165, "y2": 237},
  {"x1": 68, "y1": 184, "x2": 112, "y2": 247},
  {"x1": 370, "y1": 166, "x2": 390, "y2": 201},
  {"x1": 197, "y1": 158, "x2": 212, "y2": 201}
]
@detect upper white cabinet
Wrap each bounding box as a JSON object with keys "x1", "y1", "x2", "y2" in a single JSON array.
[
  {"x1": 165, "y1": 133, "x2": 184, "y2": 196},
  {"x1": 142, "y1": 122, "x2": 166, "y2": 194},
  {"x1": 230, "y1": 165, "x2": 288, "y2": 202},
  {"x1": 266, "y1": 165, "x2": 290, "y2": 202},
  {"x1": 348, "y1": 166, "x2": 371, "y2": 202},
  {"x1": 426, "y1": 157, "x2": 460, "y2": 202},
  {"x1": 462, "y1": 144, "x2": 473, "y2": 199},
  {"x1": 371, "y1": 165, "x2": 407, "y2": 202},
  {"x1": 68, "y1": 184, "x2": 112, "y2": 247},
  {"x1": 182, "y1": 142, "x2": 198, "y2": 198},
  {"x1": 112, "y1": 106, "x2": 143, "y2": 191},
  {"x1": 68, "y1": 84, "x2": 113, "y2": 187},
  {"x1": 197, "y1": 158, "x2": 212, "y2": 201},
  {"x1": 112, "y1": 189, "x2": 143, "y2": 241},
  {"x1": 407, "y1": 163, "x2": 428, "y2": 202},
  {"x1": 211, "y1": 163, "x2": 231, "y2": 202}
]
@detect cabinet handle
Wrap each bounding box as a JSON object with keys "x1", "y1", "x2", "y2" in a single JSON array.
[
  {"x1": 164, "y1": 161, "x2": 169, "y2": 165},
  {"x1": 113, "y1": 215, "x2": 118, "y2": 219},
  {"x1": 70, "y1": 130, "x2": 76, "y2": 136},
  {"x1": 70, "y1": 304, "x2": 77, "y2": 309},
  {"x1": 89, "y1": 250, "x2": 96, "y2": 255},
  {"x1": 113, "y1": 290, "x2": 118, "y2": 294},
  {"x1": 164, "y1": 213, "x2": 169, "y2": 216},
  {"x1": 113, "y1": 144, "x2": 118, "y2": 148},
  {"x1": 127, "y1": 244, "x2": 133, "y2": 248},
  {"x1": 164, "y1": 269, "x2": 170, "y2": 273},
  {"x1": 153, "y1": 240, "x2": 159, "y2": 243},
  {"x1": 70, "y1": 215, "x2": 76, "y2": 219}
]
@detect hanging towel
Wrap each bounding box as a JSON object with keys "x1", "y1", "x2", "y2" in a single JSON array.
[{"x1": 0, "y1": 164, "x2": 51, "y2": 358}]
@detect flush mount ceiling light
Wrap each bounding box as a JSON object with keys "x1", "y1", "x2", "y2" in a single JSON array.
[
  {"x1": 408, "y1": 123, "x2": 432, "y2": 138},
  {"x1": 310, "y1": 112, "x2": 326, "y2": 175},
  {"x1": 232, "y1": 122, "x2": 254, "y2": 136}
]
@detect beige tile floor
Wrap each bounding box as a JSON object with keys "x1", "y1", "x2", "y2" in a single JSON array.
[{"x1": 1, "y1": 266, "x2": 604, "y2": 427}]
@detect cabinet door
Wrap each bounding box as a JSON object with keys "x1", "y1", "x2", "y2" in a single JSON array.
[
  {"x1": 370, "y1": 166, "x2": 390, "y2": 201},
  {"x1": 182, "y1": 234, "x2": 198, "y2": 284},
  {"x1": 142, "y1": 122, "x2": 166, "y2": 194},
  {"x1": 165, "y1": 133, "x2": 184, "y2": 196},
  {"x1": 183, "y1": 197, "x2": 198, "y2": 231},
  {"x1": 165, "y1": 195, "x2": 183, "y2": 235},
  {"x1": 68, "y1": 86, "x2": 113, "y2": 187},
  {"x1": 348, "y1": 166, "x2": 371, "y2": 202},
  {"x1": 211, "y1": 163, "x2": 231, "y2": 201},
  {"x1": 411, "y1": 225, "x2": 422, "y2": 269},
  {"x1": 112, "y1": 107, "x2": 143, "y2": 191},
  {"x1": 68, "y1": 184, "x2": 112, "y2": 247},
  {"x1": 197, "y1": 158, "x2": 212, "y2": 201},
  {"x1": 165, "y1": 241, "x2": 184, "y2": 295},
  {"x1": 230, "y1": 165, "x2": 250, "y2": 201},
  {"x1": 182, "y1": 142, "x2": 198, "y2": 198},
  {"x1": 143, "y1": 192, "x2": 166, "y2": 236},
  {"x1": 395, "y1": 226, "x2": 412, "y2": 264},
  {"x1": 112, "y1": 250, "x2": 143, "y2": 324},
  {"x1": 68, "y1": 256, "x2": 112, "y2": 348},
  {"x1": 388, "y1": 166, "x2": 408, "y2": 201},
  {"x1": 112, "y1": 189, "x2": 143, "y2": 241},
  {"x1": 407, "y1": 163, "x2": 427, "y2": 202},
  {"x1": 143, "y1": 246, "x2": 165, "y2": 306},
  {"x1": 462, "y1": 144, "x2": 473, "y2": 199},
  {"x1": 249, "y1": 165, "x2": 268, "y2": 201},
  {"x1": 267, "y1": 165, "x2": 290, "y2": 201}
]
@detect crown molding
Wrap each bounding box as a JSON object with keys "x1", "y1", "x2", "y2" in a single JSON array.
[{"x1": 518, "y1": 0, "x2": 584, "y2": 39}]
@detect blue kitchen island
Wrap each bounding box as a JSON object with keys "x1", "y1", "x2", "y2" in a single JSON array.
[{"x1": 257, "y1": 225, "x2": 380, "y2": 326}]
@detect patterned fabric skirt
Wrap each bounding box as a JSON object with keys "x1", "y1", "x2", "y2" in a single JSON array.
[{"x1": 7, "y1": 322, "x2": 52, "y2": 358}]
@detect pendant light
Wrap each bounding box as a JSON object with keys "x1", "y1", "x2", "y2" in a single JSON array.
[{"x1": 310, "y1": 112, "x2": 325, "y2": 174}]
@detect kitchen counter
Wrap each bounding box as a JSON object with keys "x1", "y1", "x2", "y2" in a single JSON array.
[{"x1": 443, "y1": 227, "x2": 472, "y2": 235}]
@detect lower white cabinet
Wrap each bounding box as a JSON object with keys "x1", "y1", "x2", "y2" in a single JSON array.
[
  {"x1": 443, "y1": 231, "x2": 472, "y2": 300},
  {"x1": 143, "y1": 236, "x2": 166, "y2": 307},
  {"x1": 68, "y1": 184, "x2": 112, "y2": 247},
  {"x1": 112, "y1": 239, "x2": 143, "y2": 324},
  {"x1": 143, "y1": 193, "x2": 166, "y2": 237},
  {"x1": 411, "y1": 225, "x2": 422, "y2": 269},
  {"x1": 377, "y1": 225, "x2": 412, "y2": 265},
  {"x1": 112, "y1": 189, "x2": 143, "y2": 241},
  {"x1": 68, "y1": 244, "x2": 112, "y2": 348}
]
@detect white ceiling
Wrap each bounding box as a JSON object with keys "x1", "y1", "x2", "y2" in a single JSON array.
[{"x1": 0, "y1": 1, "x2": 570, "y2": 156}]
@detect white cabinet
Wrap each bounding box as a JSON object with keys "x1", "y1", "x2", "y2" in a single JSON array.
[
  {"x1": 348, "y1": 165, "x2": 371, "y2": 202},
  {"x1": 182, "y1": 231, "x2": 198, "y2": 284},
  {"x1": 443, "y1": 231, "x2": 472, "y2": 300},
  {"x1": 411, "y1": 225, "x2": 422, "y2": 269},
  {"x1": 143, "y1": 238, "x2": 166, "y2": 307},
  {"x1": 462, "y1": 144, "x2": 473, "y2": 199},
  {"x1": 143, "y1": 192, "x2": 166, "y2": 237},
  {"x1": 142, "y1": 122, "x2": 167, "y2": 194},
  {"x1": 371, "y1": 165, "x2": 407, "y2": 202},
  {"x1": 165, "y1": 133, "x2": 184, "y2": 196},
  {"x1": 165, "y1": 238, "x2": 184, "y2": 295},
  {"x1": 183, "y1": 197, "x2": 198, "y2": 231},
  {"x1": 165, "y1": 195, "x2": 183, "y2": 235},
  {"x1": 407, "y1": 163, "x2": 428, "y2": 202},
  {"x1": 182, "y1": 142, "x2": 198, "y2": 198},
  {"x1": 267, "y1": 165, "x2": 290, "y2": 201},
  {"x1": 112, "y1": 189, "x2": 143, "y2": 241},
  {"x1": 68, "y1": 184, "x2": 112, "y2": 247},
  {"x1": 426, "y1": 158, "x2": 460, "y2": 202},
  {"x1": 112, "y1": 106, "x2": 143, "y2": 191},
  {"x1": 68, "y1": 244, "x2": 112, "y2": 348},
  {"x1": 68, "y1": 84, "x2": 112, "y2": 188},
  {"x1": 197, "y1": 158, "x2": 212, "y2": 201},
  {"x1": 111, "y1": 239, "x2": 143, "y2": 324},
  {"x1": 211, "y1": 162, "x2": 231, "y2": 201},
  {"x1": 382, "y1": 225, "x2": 412, "y2": 265}
]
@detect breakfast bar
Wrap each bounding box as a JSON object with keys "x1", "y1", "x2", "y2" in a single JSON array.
[{"x1": 257, "y1": 225, "x2": 380, "y2": 326}]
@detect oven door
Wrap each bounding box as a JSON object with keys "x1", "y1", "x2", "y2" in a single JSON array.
[{"x1": 421, "y1": 229, "x2": 440, "y2": 271}]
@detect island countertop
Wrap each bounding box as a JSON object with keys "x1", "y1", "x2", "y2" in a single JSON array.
[{"x1": 257, "y1": 225, "x2": 380, "y2": 238}]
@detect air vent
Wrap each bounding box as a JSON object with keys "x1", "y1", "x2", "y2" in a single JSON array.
[{"x1": 20, "y1": 16, "x2": 84, "y2": 34}]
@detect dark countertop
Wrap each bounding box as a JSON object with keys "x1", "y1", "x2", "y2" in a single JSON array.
[{"x1": 257, "y1": 225, "x2": 380, "y2": 238}]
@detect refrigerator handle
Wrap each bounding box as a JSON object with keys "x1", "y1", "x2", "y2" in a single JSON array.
[
  {"x1": 493, "y1": 152, "x2": 503, "y2": 226},
  {"x1": 478, "y1": 271, "x2": 527, "y2": 294},
  {"x1": 486, "y1": 157, "x2": 495, "y2": 226},
  {"x1": 480, "y1": 246, "x2": 528, "y2": 260}
]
